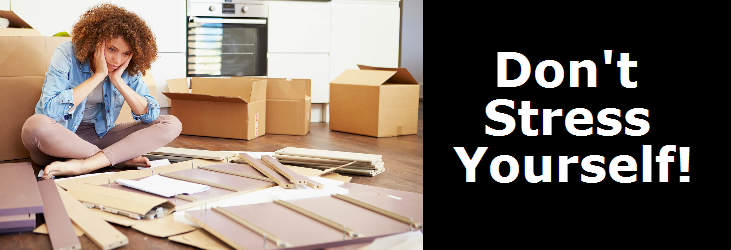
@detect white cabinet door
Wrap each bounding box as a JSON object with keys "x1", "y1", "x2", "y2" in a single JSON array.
[
  {"x1": 10, "y1": 0, "x2": 109, "y2": 36},
  {"x1": 268, "y1": 1, "x2": 330, "y2": 53},
  {"x1": 268, "y1": 53, "x2": 330, "y2": 103},
  {"x1": 149, "y1": 52, "x2": 186, "y2": 108},
  {"x1": 112, "y1": 0, "x2": 186, "y2": 53},
  {"x1": 1, "y1": 0, "x2": 10, "y2": 11},
  {"x1": 330, "y1": 1, "x2": 400, "y2": 81}
]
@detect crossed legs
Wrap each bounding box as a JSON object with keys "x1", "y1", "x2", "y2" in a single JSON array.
[{"x1": 21, "y1": 114, "x2": 182, "y2": 179}]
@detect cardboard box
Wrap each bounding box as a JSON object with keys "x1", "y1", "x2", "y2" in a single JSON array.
[
  {"x1": 163, "y1": 77, "x2": 267, "y2": 140},
  {"x1": 0, "y1": 11, "x2": 72, "y2": 161},
  {"x1": 266, "y1": 78, "x2": 311, "y2": 136},
  {"x1": 329, "y1": 65, "x2": 420, "y2": 137},
  {"x1": 115, "y1": 73, "x2": 158, "y2": 124}
]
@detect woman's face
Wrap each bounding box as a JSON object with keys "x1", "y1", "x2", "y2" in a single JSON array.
[{"x1": 105, "y1": 36, "x2": 131, "y2": 72}]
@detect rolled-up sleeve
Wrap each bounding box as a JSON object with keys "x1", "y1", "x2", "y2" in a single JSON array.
[
  {"x1": 128, "y1": 74, "x2": 160, "y2": 123},
  {"x1": 40, "y1": 46, "x2": 76, "y2": 121}
]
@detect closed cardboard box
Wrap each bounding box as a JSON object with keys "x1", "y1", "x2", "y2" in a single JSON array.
[
  {"x1": 266, "y1": 78, "x2": 311, "y2": 136},
  {"x1": 329, "y1": 65, "x2": 420, "y2": 137},
  {"x1": 163, "y1": 77, "x2": 267, "y2": 140},
  {"x1": 0, "y1": 11, "x2": 72, "y2": 161}
]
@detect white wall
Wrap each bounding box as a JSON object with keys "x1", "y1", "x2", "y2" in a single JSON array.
[{"x1": 400, "y1": 0, "x2": 423, "y2": 99}]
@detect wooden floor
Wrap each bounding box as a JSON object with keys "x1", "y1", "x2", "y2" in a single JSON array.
[{"x1": 165, "y1": 101, "x2": 424, "y2": 194}]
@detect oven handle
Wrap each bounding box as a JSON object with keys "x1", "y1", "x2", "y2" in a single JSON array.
[{"x1": 192, "y1": 17, "x2": 267, "y2": 24}]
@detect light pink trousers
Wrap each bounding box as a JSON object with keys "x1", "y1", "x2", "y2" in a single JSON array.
[{"x1": 21, "y1": 114, "x2": 182, "y2": 166}]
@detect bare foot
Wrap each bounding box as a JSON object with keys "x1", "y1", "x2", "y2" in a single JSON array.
[
  {"x1": 43, "y1": 159, "x2": 86, "y2": 179},
  {"x1": 116, "y1": 156, "x2": 151, "y2": 168}
]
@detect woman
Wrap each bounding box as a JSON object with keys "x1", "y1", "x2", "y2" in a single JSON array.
[{"x1": 21, "y1": 4, "x2": 182, "y2": 179}]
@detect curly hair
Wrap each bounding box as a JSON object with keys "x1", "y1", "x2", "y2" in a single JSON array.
[{"x1": 71, "y1": 3, "x2": 157, "y2": 77}]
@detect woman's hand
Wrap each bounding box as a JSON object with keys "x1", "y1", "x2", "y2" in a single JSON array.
[
  {"x1": 109, "y1": 54, "x2": 132, "y2": 85},
  {"x1": 93, "y1": 40, "x2": 108, "y2": 77}
]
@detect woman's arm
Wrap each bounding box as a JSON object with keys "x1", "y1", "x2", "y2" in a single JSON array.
[
  {"x1": 71, "y1": 41, "x2": 110, "y2": 111},
  {"x1": 108, "y1": 55, "x2": 149, "y2": 116}
]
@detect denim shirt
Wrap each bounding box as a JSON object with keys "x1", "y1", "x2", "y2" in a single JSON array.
[{"x1": 34, "y1": 41, "x2": 160, "y2": 138}]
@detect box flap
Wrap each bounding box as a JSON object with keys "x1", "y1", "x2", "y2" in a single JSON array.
[
  {"x1": 166, "y1": 78, "x2": 189, "y2": 93},
  {"x1": 357, "y1": 64, "x2": 419, "y2": 85},
  {"x1": 267, "y1": 79, "x2": 308, "y2": 101},
  {"x1": 191, "y1": 77, "x2": 259, "y2": 103},
  {"x1": 0, "y1": 10, "x2": 33, "y2": 29},
  {"x1": 249, "y1": 79, "x2": 267, "y2": 102},
  {"x1": 331, "y1": 69, "x2": 397, "y2": 86},
  {"x1": 163, "y1": 92, "x2": 248, "y2": 103}
]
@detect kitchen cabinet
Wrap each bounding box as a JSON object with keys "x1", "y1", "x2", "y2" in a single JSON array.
[
  {"x1": 0, "y1": 0, "x2": 10, "y2": 11},
  {"x1": 329, "y1": 0, "x2": 401, "y2": 82},
  {"x1": 112, "y1": 0, "x2": 186, "y2": 53},
  {"x1": 268, "y1": 1, "x2": 330, "y2": 53},
  {"x1": 268, "y1": 53, "x2": 330, "y2": 103},
  {"x1": 267, "y1": 1, "x2": 331, "y2": 106}
]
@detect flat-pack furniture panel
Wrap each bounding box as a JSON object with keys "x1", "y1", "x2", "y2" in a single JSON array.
[{"x1": 0, "y1": 162, "x2": 43, "y2": 216}]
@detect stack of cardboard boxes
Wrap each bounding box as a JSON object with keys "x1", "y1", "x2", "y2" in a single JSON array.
[
  {"x1": 0, "y1": 10, "x2": 71, "y2": 162},
  {"x1": 162, "y1": 77, "x2": 312, "y2": 140}
]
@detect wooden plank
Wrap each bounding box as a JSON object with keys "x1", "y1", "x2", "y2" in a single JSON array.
[
  {"x1": 150, "y1": 147, "x2": 237, "y2": 161},
  {"x1": 159, "y1": 173, "x2": 242, "y2": 192},
  {"x1": 198, "y1": 166, "x2": 274, "y2": 182},
  {"x1": 237, "y1": 154, "x2": 294, "y2": 188},
  {"x1": 37, "y1": 180, "x2": 81, "y2": 250},
  {"x1": 0, "y1": 162, "x2": 44, "y2": 216},
  {"x1": 260, "y1": 155, "x2": 309, "y2": 185},
  {"x1": 273, "y1": 200, "x2": 364, "y2": 238},
  {"x1": 212, "y1": 207, "x2": 292, "y2": 248},
  {"x1": 332, "y1": 194, "x2": 421, "y2": 229},
  {"x1": 273, "y1": 154, "x2": 373, "y2": 166},
  {"x1": 56, "y1": 185, "x2": 128, "y2": 250},
  {"x1": 275, "y1": 147, "x2": 382, "y2": 164}
]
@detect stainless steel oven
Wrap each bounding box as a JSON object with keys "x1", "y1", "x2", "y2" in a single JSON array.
[{"x1": 187, "y1": 1, "x2": 268, "y2": 77}]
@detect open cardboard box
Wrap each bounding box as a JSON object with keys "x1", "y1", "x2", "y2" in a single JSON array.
[
  {"x1": 329, "y1": 65, "x2": 420, "y2": 137},
  {"x1": 163, "y1": 77, "x2": 267, "y2": 140},
  {"x1": 0, "y1": 10, "x2": 71, "y2": 161}
]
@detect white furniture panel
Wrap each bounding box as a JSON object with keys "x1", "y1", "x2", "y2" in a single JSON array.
[
  {"x1": 267, "y1": 1, "x2": 330, "y2": 53},
  {"x1": 10, "y1": 0, "x2": 109, "y2": 36},
  {"x1": 329, "y1": 1, "x2": 400, "y2": 82},
  {"x1": 0, "y1": 0, "x2": 10, "y2": 11},
  {"x1": 149, "y1": 52, "x2": 186, "y2": 108},
  {"x1": 267, "y1": 53, "x2": 330, "y2": 103},
  {"x1": 112, "y1": 0, "x2": 186, "y2": 53}
]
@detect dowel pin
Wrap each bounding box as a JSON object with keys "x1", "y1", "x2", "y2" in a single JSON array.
[
  {"x1": 410, "y1": 217, "x2": 413, "y2": 231},
  {"x1": 263, "y1": 233, "x2": 267, "y2": 249}
]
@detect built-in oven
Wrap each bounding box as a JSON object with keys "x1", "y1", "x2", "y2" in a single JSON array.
[{"x1": 187, "y1": 1, "x2": 268, "y2": 77}]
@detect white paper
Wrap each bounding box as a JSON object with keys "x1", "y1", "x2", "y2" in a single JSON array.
[{"x1": 116, "y1": 175, "x2": 210, "y2": 197}]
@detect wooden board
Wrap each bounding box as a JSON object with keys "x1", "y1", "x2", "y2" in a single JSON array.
[
  {"x1": 33, "y1": 223, "x2": 84, "y2": 237},
  {"x1": 150, "y1": 147, "x2": 237, "y2": 161},
  {"x1": 37, "y1": 180, "x2": 81, "y2": 250},
  {"x1": 0, "y1": 162, "x2": 44, "y2": 216},
  {"x1": 237, "y1": 154, "x2": 294, "y2": 188},
  {"x1": 261, "y1": 155, "x2": 309, "y2": 185},
  {"x1": 186, "y1": 202, "x2": 345, "y2": 249},
  {"x1": 275, "y1": 147, "x2": 382, "y2": 164},
  {"x1": 168, "y1": 229, "x2": 233, "y2": 250},
  {"x1": 56, "y1": 185, "x2": 128, "y2": 250}
]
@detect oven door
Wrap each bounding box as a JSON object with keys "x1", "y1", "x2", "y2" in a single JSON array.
[{"x1": 187, "y1": 17, "x2": 267, "y2": 77}]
